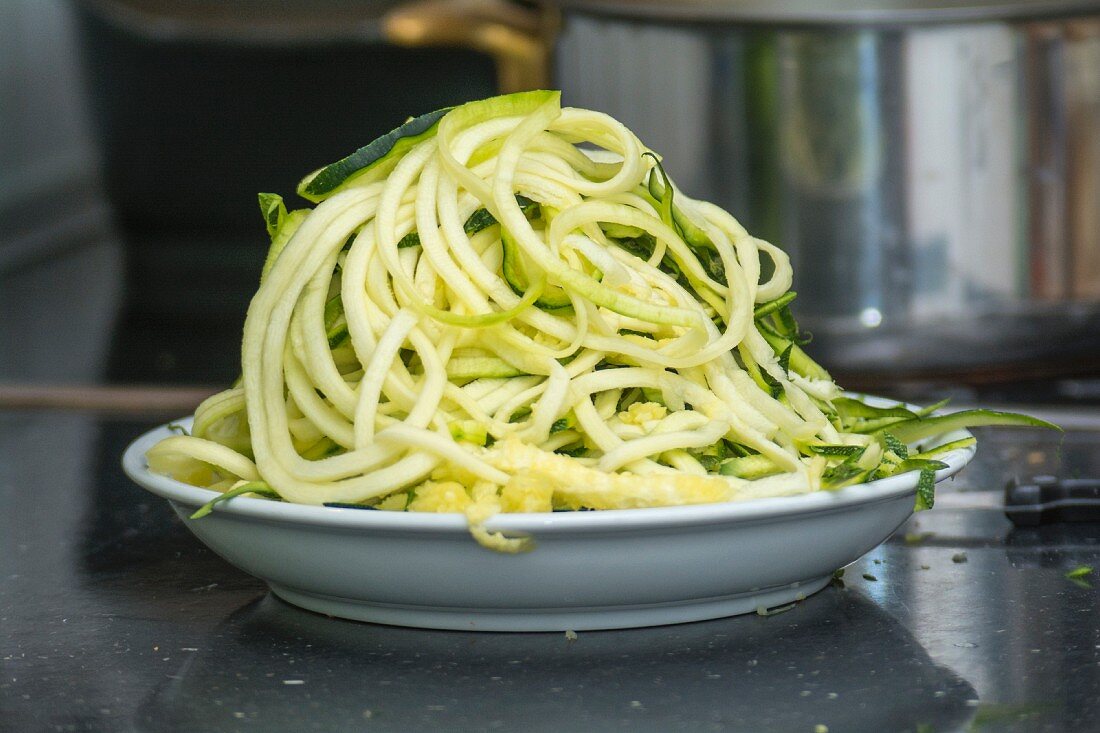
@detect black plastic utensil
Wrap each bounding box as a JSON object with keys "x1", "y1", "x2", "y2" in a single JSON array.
[{"x1": 1005, "y1": 476, "x2": 1100, "y2": 526}]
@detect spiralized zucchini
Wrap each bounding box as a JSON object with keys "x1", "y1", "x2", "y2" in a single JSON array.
[{"x1": 145, "y1": 91, "x2": 1052, "y2": 551}]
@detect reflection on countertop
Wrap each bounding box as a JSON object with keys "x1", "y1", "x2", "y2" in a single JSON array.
[
  {"x1": 135, "y1": 591, "x2": 975, "y2": 733},
  {"x1": 1, "y1": 411, "x2": 1099, "y2": 732}
]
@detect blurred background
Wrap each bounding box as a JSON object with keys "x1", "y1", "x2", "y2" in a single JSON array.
[{"x1": 2, "y1": 0, "x2": 1100, "y2": 409}]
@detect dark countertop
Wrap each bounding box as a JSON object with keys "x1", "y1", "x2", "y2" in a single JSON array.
[{"x1": 2, "y1": 410, "x2": 1099, "y2": 733}]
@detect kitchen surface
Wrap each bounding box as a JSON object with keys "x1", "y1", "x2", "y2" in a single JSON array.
[
  {"x1": 3, "y1": 393, "x2": 1099, "y2": 731},
  {"x1": 4, "y1": 1, "x2": 1100, "y2": 731}
]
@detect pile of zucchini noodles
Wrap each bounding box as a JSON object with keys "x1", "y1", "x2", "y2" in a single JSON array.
[{"x1": 146, "y1": 91, "x2": 1048, "y2": 551}]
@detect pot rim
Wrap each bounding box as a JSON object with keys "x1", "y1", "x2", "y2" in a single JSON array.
[{"x1": 549, "y1": 0, "x2": 1100, "y2": 26}]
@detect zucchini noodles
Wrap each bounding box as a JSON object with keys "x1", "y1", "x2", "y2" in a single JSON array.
[{"x1": 145, "y1": 91, "x2": 1052, "y2": 551}]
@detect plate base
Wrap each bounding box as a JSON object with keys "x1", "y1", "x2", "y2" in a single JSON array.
[{"x1": 268, "y1": 576, "x2": 832, "y2": 632}]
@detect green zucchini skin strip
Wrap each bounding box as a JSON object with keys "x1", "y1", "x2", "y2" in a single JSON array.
[
  {"x1": 298, "y1": 107, "x2": 451, "y2": 201},
  {"x1": 760, "y1": 327, "x2": 831, "y2": 382},
  {"x1": 645, "y1": 155, "x2": 713, "y2": 250},
  {"x1": 719, "y1": 454, "x2": 782, "y2": 479},
  {"x1": 258, "y1": 192, "x2": 286, "y2": 237},
  {"x1": 880, "y1": 432, "x2": 909, "y2": 459},
  {"x1": 445, "y1": 357, "x2": 525, "y2": 380},
  {"x1": 909, "y1": 436, "x2": 977, "y2": 459},
  {"x1": 882, "y1": 410, "x2": 1061, "y2": 445},
  {"x1": 915, "y1": 398, "x2": 951, "y2": 417},
  {"x1": 804, "y1": 444, "x2": 864, "y2": 458},
  {"x1": 753, "y1": 292, "x2": 798, "y2": 320},
  {"x1": 833, "y1": 397, "x2": 917, "y2": 422},
  {"x1": 191, "y1": 482, "x2": 279, "y2": 519},
  {"x1": 888, "y1": 458, "x2": 950, "y2": 475},
  {"x1": 914, "y1": 469, "x2": 937, "y2": 511},
  {"x1": 439, "y1": 91, "x2": 558, "y2": 159},
  {"x1": 821, "y1": 464, "x2": 874, "y2": 490},
  {"x1": 642, "y1": 158, "x2": 727, "y2": 291},
  {"x1": 737, "y1": 342, "x2": 783, "y2": 399},
  {"x1": 261, "y1": 210, "x2": 307, "y2": 283},
  {"x1": 416, "y1": 277, "x2": 545, "y2": 329},
  {"x1": 501, "y1": 230, "x2": 572, "y2": 310},
  {"x1": 398, "y1": 195, "x2": 538, "y2": 251}
]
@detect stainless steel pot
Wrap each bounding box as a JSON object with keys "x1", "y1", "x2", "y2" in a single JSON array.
[
  {"x1": 550, "y1": 0, "x2": 1100, "y2": 381},
  {"x1": 367, "y1": 0, "x2": 1100, "y2": 381}
]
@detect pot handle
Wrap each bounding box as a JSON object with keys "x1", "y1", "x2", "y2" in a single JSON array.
[{"x1": 382, "y1": 0, "x2": 554, "y2": 94}]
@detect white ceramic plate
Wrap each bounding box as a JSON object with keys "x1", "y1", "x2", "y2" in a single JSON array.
[{"x1": 122, "y1": 419, "x2": 975, "y2": 632}]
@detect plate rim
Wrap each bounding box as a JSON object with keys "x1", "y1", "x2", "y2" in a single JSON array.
[{"x1": 122, "y1": 409, "x2": 976, "y2": 536}]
